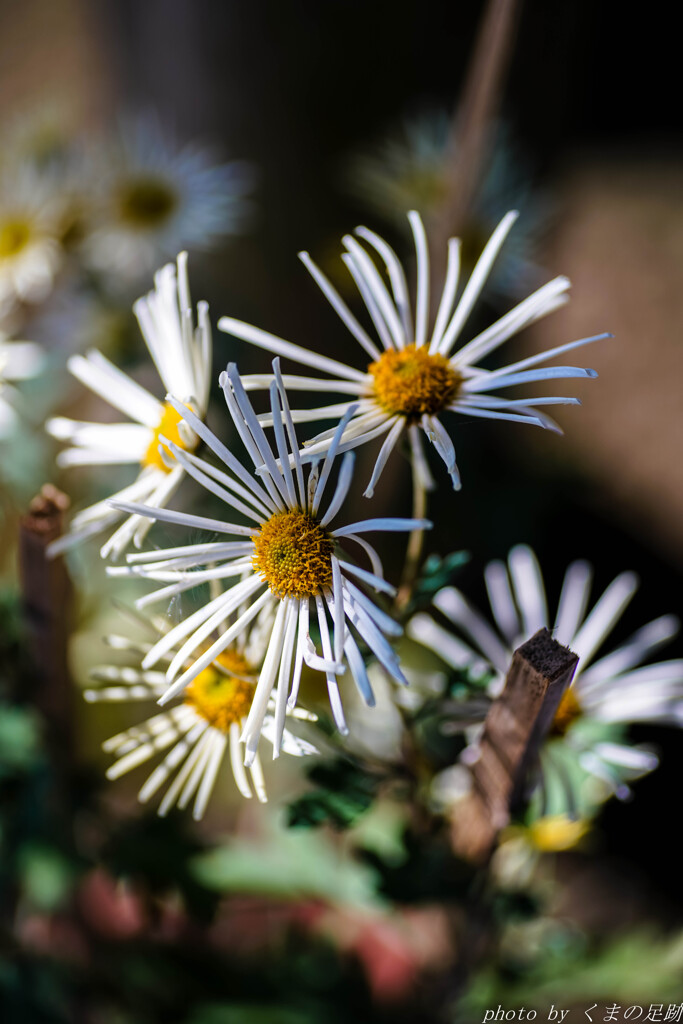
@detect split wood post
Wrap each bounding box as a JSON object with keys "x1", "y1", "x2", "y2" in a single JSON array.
[
  {"x1": 18, "y1": 484, "x2": 74, "y2": 756},
  {"x1": 451, "y1": 627, "x2": 578, "y2": 864}
]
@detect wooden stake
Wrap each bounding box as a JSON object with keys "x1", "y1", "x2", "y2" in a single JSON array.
[
  {"x1": 18, "y1": 485, "x2": 74, "y2": 750},
  {"x1": 451, "y1": 628, "x2": 578, "y2": 864}
]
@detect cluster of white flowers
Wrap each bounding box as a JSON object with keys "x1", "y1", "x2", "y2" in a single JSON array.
[
  {"x1": 0, "y1": 113, "x2": 253, "y2": 325},
  {"x1": 0, "y1": 112, "x2": 252, "y2": 445},
  {"x1": 43, "y1": 208, "x2": 682, "y2": 824},
  {"x1": 409, "y1": 545, "x2": 683, "y2": 809}
]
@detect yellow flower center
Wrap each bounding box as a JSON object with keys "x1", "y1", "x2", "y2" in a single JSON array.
[
  {"x1": 369, "y1": 344, "x2": 462, "y2": 423},
  {"x1": 0, "y1": 218, "x2": 32, "y2": 259},
  {"x1": 117, "y1": 176, "x2": 178, "y2": 229},
  {"x1": 183, "y1": 649, "x2": 255, "y2": 732},
  {"x1": 527, "y1": 815, "x2": 589, "y2": 852},
  {"x1": 551, "y1": 686, "x2": 582, "y2": 737},
  {"x1": 143, "y1": 402, "x2": 197, "y2": 473},
  {"x1": 252, "y1": 508, "x2": 334, "y2": 598}
]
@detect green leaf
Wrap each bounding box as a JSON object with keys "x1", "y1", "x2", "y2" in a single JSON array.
[
  {"x1": 287, "y1": 759, "x2": 383, "y2": 831},
  {"x1": 192, "y1": 818, "x2": 382, "y2": 908},
  {"x1": 0, "y1": 703, "x2": 42, "y2": 774},
  {"x1": 18, "y1": 843, "x2": 76, "y2": 911},
  {"x1": 409, "y1": 550, "x2": 469, "y2": 610}
]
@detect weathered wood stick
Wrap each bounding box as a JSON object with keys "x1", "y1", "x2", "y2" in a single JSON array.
[
  {"x1": 18, "y1": 485, "x2": 74, "y2": 749},
  {"x1": 451, "y1": 627, "x2": 578, "y2": 864}
]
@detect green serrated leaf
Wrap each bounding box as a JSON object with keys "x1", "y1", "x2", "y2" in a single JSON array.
[{"x1": 287, "y1": 759, "x2": 382, "y2": 831}]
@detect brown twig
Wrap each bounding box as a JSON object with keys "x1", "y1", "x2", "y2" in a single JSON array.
[
  {"x1": 431, "y1": 0, "x2": 523, "y2": 259},
  {"x1": 451, "y1": 627, "x2": 578, "y2": 864},
  {"x1": 18, "y1": 484, "x2": 74, "y2": 753}
]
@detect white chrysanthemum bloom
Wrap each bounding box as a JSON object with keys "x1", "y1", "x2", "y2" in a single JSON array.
[
  {"x1": 220, "y1": 210, "x2": 609, "y2": 496},
  {"x1": 82, "y1": 115, "x2": 254, "y2": 284},
  {"x1": 0, "y1": 165, "x2": 64, "y2": 315},
  {"x1": 47, "y1": 253, "x2": 211, "y2": 559},
  {"x1": 85, "y1": 611, "x2": 317, "y2": 818},
  {"x1": 0, "y1": 334, "x2": 45, "y2": 435},
  {"x1": 107, "y1": 360, "x2": 428, "y2": 764},
  {"x1": 409, "y1": 545, "x2": 683, "y2": 801}
]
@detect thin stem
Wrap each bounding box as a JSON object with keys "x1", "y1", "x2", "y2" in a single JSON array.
[{"x1": 396, "y1": 466, "x2": 428, "y2": 613}]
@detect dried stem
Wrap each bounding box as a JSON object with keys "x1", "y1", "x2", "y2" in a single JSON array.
[
  {"x1": 431, "y1": 0, "x2": 523, "y2": 261},
  {"x1": 396, "y1": 467, "x2": 428, "y2": 613}
]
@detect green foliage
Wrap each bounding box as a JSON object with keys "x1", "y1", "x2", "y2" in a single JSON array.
[
  {"x1": 0, "y1": 703, "x2": 43, "y2": 777},
  {"x1": 192, "y1": 819, "x2": 382, "y2": 909},
  {"x1": 17, "y1": 842, "x2": 76, "y2": 911},
  {"x1": 459, "y1": 929, "x2": 683, "y2": 1020},
  {"x1": 359, "y1": 826, "x2": 475, "y2": 904},
  {"x1": 287, "y1": 759, "x2": 385, "y2": 830},
  {"x1": 184, "y1": 1005, "x2": 318, "y2": 1024},
  {"x1": 102, "y1": 814, "x2": 219, "y2": 923},
  {"x1": 408, "y1": 550, "x2": 469, "y2": 611}
]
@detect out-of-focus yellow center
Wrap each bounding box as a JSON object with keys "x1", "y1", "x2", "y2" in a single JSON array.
[
  {"x1": 183, "y1": 649, "x2": 254, "y2": 732},
  {"x1": 459, "y1": 222, "x2": 494, "y2": 279},
  {"x1": 0, "y1": 219, "x2": 32, "y2": 259},
  {"x1": 117, "y1": 176, "x2": 178, "y2": 229},
  {"x1": 252, "y1": 508, "x2": 334, "y2": 598},
  {"x1": 527, "y1": 815, "x2": 589, "y2": 852},
  {"x1": 369, "y1": 344, "x2": 461, "y2": 423},
  {"x1": 143, "y1": 402, "x2": 196, "y2": 473},
  {"x1": 551, "y1": 687, "x2": 582, "y2": 737}
]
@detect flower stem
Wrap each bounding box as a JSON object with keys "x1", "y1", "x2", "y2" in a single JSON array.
[{"x1": 396, "y1": 468, "x2": 428, "y2": 613}]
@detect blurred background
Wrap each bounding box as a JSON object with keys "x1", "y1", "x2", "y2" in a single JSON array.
[{"x1": 1, "y1": 1, "x2": 682, "y2": 1021}]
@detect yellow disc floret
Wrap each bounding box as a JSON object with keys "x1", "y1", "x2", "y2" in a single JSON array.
[
  {"x1": 117, "y1": 176, "x2": 178, "y2": 229},
  {"x1": 252, "y1": 508, "x2": 334, "y2": 598},
  {"x1": 369, "y1": 344, "x2": 462, "y2": 423},
  {"x1": 551, "y1": 686, "x2": 582, "y2": 737},
  {"x1": 184, "y1": 649, "x2": 254, "y2": 732},
  {"x1": 0, "y1": 218, "x2": 32, "y2": 259},
  {"x1": 143, "y1": 402, "x2": 196, "y2": 473}
]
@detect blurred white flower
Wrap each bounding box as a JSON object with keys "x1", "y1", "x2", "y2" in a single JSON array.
[
  {"x1": 81, "y1": 115, "x2": 254, "y2": 285},
  {"x1": 409, "y1": 544, "x2": 683, "y2": 803},
  {"x1": 0, "y1": 100, "x2": 79, "y2": 171},
  {"x1": 0, "y1": 166, "x2": 64, "y2": 317},
  {"x1": 0, "y1": 334, "x2": 45, "y2": 435},
  {"x1": 47, "y1": 253, "x2": 211, "y2": 559},
  {"x1": 222, "y1": 211, "x2": 607, "y2": 495},
  {"x1": 346, "y1": 111, "x2": 544, "y2": 298},
  {"x1": 86, "y1": 611, "x2": 317, "y2": 818}
]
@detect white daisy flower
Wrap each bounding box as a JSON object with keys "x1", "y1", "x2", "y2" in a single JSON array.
[
  {"x1": 408, "y1": 544, "x2": 683, "y2": 802},
  {"x1": 220, "y1": 210, "x2": 609, "y2": 496},
  {"x1": 0, "y1": 164, "x2": 64, "y2": 316},
  {"x1": 85, "y1": 611, "x2": 318, "y2": 819},
  {"x1": 0, "y1": 334, "x2": 45, "y2": 435},
  {"x1": 107, "y1": 360, "x2": 429, "y2": 764},
  {"x1": 47, "y1": 253, "x2": 211, "y2": 560},
  {"x1": 82, "y1": 114, "x2": 254, "y2": 285}
]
